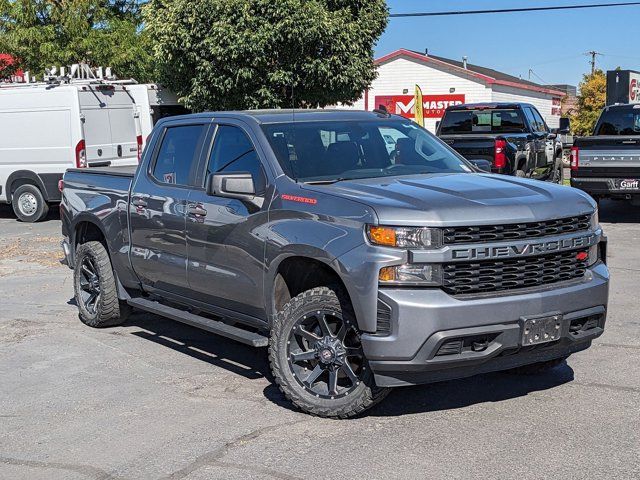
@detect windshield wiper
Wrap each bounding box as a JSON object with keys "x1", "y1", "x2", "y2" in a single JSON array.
[{"x1": 303, "y1": 178, "x2": 350, "y2": 185}]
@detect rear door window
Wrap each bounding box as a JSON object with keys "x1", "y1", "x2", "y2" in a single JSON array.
[
  {"x1": 531, "y1": 108, "x2": 549, "y2": 133},
  {"x1": 152, "y1": 124, "x2": 207, "y2": 186}
]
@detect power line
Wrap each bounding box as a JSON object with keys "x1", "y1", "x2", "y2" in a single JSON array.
[
  {"x1": 528, "y1": 69, "x2": 548, "y2": 85},
  {"x1": 389, "y1": 2, "x2": 640, "y2": 18},
  {"x1": 586, "y1": 51, "x2": 603, "y2": 74}
]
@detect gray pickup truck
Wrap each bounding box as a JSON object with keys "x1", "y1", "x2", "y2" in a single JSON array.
[
  {"x1": 60, "y1": 110, "x2": 609, "y2": 418},
  {"x1": 571, "y1": 104, "x2": 640, "y2": 205}
]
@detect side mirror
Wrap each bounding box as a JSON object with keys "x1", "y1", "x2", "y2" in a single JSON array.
[
  {"x1": 468, "y1": 159, "x2": 492, "y2": 172},
  {"x1": 559, "y1": 117, "x2": 571, "y2": 132},
  {"x1": 206, "y1": 172, "x2": 264, "y2": 208}
]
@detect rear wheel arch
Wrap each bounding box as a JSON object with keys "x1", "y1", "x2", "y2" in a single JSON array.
[{"x1": 74, "y1": 219, "x2": 108, "y2": 253}]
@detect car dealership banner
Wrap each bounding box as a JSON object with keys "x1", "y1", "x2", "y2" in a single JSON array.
[{"x1": 374, "y1": 94, "x2": 466, "y2": 119}]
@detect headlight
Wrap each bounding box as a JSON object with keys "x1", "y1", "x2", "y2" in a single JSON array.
[
  {"x1": 590, "y1": 209, "x2": 599, "y2": 229},
  {"x1": 379, "y1": 264, "x2": 443, "y2": 286},
  {"x1": 367, "y1": 225, "x2": 443, "y2": 249}
]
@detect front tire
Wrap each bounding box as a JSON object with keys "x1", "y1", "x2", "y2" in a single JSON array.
[
  {"x1": 12, "y1": 184, "x2": 49, "y2": 222},
  {"x1": 73, "y1": 241, "x2": 130, "y2": 328},
  {"x1": 269, "y1": 287, "x2": 389, "y2": 418},
  {"x1": 551, "y1": 156, "x2": 564, "y2": 184}
]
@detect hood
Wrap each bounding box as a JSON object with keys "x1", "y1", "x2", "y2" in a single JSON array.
[{"x1": 303, "y1": 173, "x2": 596, "y2": 226}]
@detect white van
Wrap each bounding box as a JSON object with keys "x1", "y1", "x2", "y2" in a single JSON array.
[
  {"x1": 0, "y1": 82, "x2": 141, "y2": 222},
  {"x1": 127, "y1": 84, "x2": 189, "y2": 148}
]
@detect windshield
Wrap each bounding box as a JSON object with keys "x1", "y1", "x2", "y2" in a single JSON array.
[
  {"x1": 594, "y1": 107, "x2": 640, "y2": 135},
  {"x1": 440, "y1": 109, "x2": 527, "y2": 134},
  {"x1": 261, "y1": 119, "x2": 472, "y2": 182}
]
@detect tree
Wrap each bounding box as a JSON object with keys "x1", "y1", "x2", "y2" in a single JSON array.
[
  {"x1": 0, "y1": 0, "x2": 153, "y2": 81},
  {"x1": 570, "y1": 69, "x2": 606, "y2": 136},
  {"x1": 144, "y1": 0, "x2": 388, "y2": 111}
]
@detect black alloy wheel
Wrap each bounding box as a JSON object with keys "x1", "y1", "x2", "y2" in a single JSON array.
[
  {"x1": 269, "y1": 287, "x2": 389, "y2": 418},
  {"x1": 287, "y1": 309, "x2": 365, "y2": 399},
  {"x1": 78, "y1": 256, "x2": 102, "y2": 315}
]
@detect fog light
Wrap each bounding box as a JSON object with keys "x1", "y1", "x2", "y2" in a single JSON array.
[{"x1": 379, "y1": 264, "x2": 442, "y2": 286}]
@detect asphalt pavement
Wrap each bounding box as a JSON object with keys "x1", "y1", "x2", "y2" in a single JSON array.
[{"x1": 0, "y1": 199, "x2": 639, "y2": 480}]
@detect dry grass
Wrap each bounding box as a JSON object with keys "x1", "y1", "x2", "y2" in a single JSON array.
[{"x1": 0, "y1": 236, "x2": 64, "y2": 268}]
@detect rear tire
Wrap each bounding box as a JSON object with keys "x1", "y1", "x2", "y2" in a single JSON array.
[
  {"x1": 269, "y1": 286, "x2": 389, "y2": 418},
  {"x1": 12, "y1": 184, "x2": 49, "y2": 223},
  {"x1": 73, "y1": 241, "x2": 131, "y2": 328},
  {"x1": 505, "y1": 357, "x2": 567, "y2": 375}
]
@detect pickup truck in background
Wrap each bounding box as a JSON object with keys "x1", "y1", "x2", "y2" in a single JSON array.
[
  {"x1": 436, "y1": 103, "x2": 564, "y2": 183},
  {"x1": 60, "y1": 110, "x2": 609, "y2": 418},
  {"x1": 571, "y1": 103, "x2": 640, "y2": 205}
]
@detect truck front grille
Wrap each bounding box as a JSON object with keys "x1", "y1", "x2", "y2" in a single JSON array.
[
  {"x1": 443, "y1": 215, "x2": 590, "y2": 245},
  {"x1": 442, "y1": 249, "x2": 588, "y2": 296}
]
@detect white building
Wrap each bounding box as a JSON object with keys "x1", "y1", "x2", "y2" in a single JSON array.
[{"x1": 347, "y1": 49, "x2": 565, "y2": 132}]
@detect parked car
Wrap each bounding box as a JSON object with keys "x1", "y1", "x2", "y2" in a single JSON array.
[
  {"x1": 571, "y1": 104, "x2": 640, "y2": 205},
  {"x1": 0, "y1": 80, "x2": 187, "y2": 222},
  {"x1": 436, "y1": 103, "x2": 564, "y2": 182},
  {"x1": 60, "y1": 110, "x2": 609, "y2": 418}
]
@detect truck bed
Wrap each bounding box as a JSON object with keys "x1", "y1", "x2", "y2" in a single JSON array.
[
  {"x1": 66, "y1": 165, "x2": 137, "y2": 177},
  {"x1": 60, "y1": 167, "x2": 134, "y2": 271}
]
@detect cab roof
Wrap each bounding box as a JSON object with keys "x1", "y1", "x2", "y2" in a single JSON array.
[
  {"x1": 167, "y1": 109, "x2": 401, "y2": 124},
  {"x1": 446, "y1": 102, "x2": 535, "y2": 111}
]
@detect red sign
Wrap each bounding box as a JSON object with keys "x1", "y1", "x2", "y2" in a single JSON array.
[
  {"x1": 374, "y1": 94, "x2": 465, "y2": 119},
  {"x1": 631, "y1": 79, "x2": 637, "y2": 102}
]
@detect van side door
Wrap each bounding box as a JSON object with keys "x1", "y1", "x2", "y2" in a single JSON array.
[
  {"x1": 129, "y1": 120, "x2": 210, "y2": 297},
  {"x1": 185, "y1": 121, "x2": 270, "y2": 323}
]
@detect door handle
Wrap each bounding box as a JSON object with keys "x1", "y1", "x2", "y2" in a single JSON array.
[
  {"x1": 132, "y1": 197, "x2": 147, "y2": 208},
  {"x1": 187, "y1": 204, "x2": 208, "y2": 216}
]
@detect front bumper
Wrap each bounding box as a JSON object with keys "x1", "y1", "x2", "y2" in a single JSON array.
[
  {"x1": 361, "y1": 262, "x2": 609, "y2": 387},
  {"x1": 571, "y1": 176, "x2": 640, "y2": 196}
]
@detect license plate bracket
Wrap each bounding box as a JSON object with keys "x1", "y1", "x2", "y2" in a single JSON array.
[{"x1": 521, "y1": 313, "x2": 562, "y2": 346}]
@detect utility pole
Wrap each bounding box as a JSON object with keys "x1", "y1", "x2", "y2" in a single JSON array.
[{"x1": 586, "y1": 51, "x2": 602, "y2": 74}]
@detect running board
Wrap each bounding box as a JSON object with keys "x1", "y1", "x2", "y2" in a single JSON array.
[{"x1": 127, "y1": 298, "x2": 269, "y2": 347}]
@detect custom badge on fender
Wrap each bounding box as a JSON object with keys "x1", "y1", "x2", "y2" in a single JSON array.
[{"x1": 281, "y1": 194, "x2": 317, "y2": 205}]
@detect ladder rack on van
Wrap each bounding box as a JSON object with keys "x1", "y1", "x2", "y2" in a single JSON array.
[{"x1": 0, "y1": 63, "x2": 138, "y2": 89}]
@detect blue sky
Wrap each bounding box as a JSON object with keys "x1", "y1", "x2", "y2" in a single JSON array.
[{"x1": 377, "y1": 0, "x2": 640, "y2": 87}]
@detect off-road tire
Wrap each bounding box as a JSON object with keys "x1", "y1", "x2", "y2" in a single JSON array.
[
  {"x1": 74, "y1": 241, "x2": 131, "y2": 328},
  {"x1": 12, "y1": 184, "x2": 49, "y2": 222},
  {"x1": 505, "y1": 356, "x2": 567, "y2": 375},
  {"x1": 269, "y1": 286, "x2": 390, "y2": 418}
]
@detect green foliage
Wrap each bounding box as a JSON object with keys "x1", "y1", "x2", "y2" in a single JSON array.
[
  {"x1": 570, "y1": 69, "x2": 606, "y2": 136},
  {"x1": 144, "y1": 0, "x2": 388, "y2": 111},
  {"x1": 0, "y1": 0, "x2": 153, "y2": 81}
]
